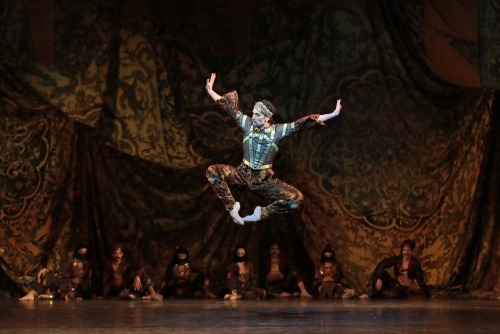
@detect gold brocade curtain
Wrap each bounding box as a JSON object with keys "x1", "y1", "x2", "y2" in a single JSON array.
[{"x1": 0, "y1": 0, "x2": 498, "y2": 297}]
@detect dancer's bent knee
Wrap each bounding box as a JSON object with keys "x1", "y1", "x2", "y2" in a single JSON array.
[
  {"x1": 206, "y1": 165, "x2": 221, "y2": 184},
  {"x1": 289, "y1": 192, "x2": 304, "y2": 209}
]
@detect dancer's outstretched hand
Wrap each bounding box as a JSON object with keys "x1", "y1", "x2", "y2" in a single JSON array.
[
  {"x1": 318, "y1": 98, "x2": 342, "y2": 122},
  {"x1": 332, "y1": 99, "x2": 342, "y2": 117},
  {"x1": 206, "y1": 73, "x2": 216, "y2": 91}
]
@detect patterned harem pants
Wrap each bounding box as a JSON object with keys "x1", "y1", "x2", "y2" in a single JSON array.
[{"x1": 206, "y1": 163, "x2": 303, "y2": 220}]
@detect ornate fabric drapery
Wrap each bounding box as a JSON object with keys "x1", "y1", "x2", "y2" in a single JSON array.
[{"x1": 0, "y1": 0, "x2": 498, "y2": 297}]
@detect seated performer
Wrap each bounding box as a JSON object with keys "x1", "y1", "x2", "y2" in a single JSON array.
[
  {"x1": 262, "y1": 242, "x2": 312, "y2": 297},
  {"x1": 19, "y1": 242, "x2": 94, "y2": 301},
  {"x1": 160, "y1": 245, "x2": 215, "y2": 298},
  {"x1": 102, "y1": 244, "x2": 162, "y2": 300},
  {"x1": 313, "y1": 244, "x2": 355, "y2": 299},
  {"x1": 365, "y1": 239, "x2": 431, "y2": 299},
  {"x1": 224, "y1": 243, "x2": 265, "y2": 300},
  {"x1": 205, "y1": 72, "x2": 342, "y2": 225}
]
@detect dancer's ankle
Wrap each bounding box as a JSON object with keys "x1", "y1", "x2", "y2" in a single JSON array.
[
  {"x1": 242, "y1": 206, "x2": 262, "y2": 222},
  {"x1": 229, "y1": 202, "x2": 244, "y2": 225}
]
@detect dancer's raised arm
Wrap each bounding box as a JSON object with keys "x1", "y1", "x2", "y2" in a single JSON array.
[
  {"x1": 205, "y1": 73, "x2": 222, "y2": 101},
  {"x1": 204, "y1": 74, "x2": 342, "y2": 226}
]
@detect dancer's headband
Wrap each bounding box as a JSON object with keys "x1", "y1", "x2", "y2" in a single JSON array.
[{"x1": 254, "y1": 102, "x2": 273, "y2": 118}]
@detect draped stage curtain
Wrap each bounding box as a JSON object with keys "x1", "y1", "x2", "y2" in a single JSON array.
[{"x1": 0, "y1": 0, "x2": 498, "y2": 297}]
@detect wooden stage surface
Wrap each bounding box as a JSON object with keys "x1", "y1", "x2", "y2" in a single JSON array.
[{"x1": 1, "y1": 297, "x2": 498, "y2": 333}]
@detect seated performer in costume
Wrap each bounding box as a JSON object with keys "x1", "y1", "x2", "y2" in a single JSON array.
[
  {"x1": 262, "y1": 242, "x2": 312, "y2": 297},
  {"x1": 224, "y1": 243, "x2": 265, "y2": 300},
  {"x1": 365, "y1": 239, "x2": 431, "y2": 299},
  {"x1": 102, "y1": 244, "x2": 163, "y2": 300},
  {"x1": 313, "y1": 244, "x2": 355, "y2": 299},
  {"x1": 19, "y1": 242, "x2": 94, "y2": 301},
  {"x1": 205, "y1": 73, "x2": 342, "y2": 225},
  {"x1": 160, "y1": 245, "x2": 216, "y2": 299}
]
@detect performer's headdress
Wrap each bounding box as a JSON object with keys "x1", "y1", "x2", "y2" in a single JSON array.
[
  {"x1": 176, "y1": 244, "x2": 189, "y2": 253},
  {"x1": 113, "y1": 244, "x2": 124, "y2": 253},
  {"x1": 232, "y1": 243, "x2": 249, "y2": 263},
  {"x1": 74, "y1": 242, "x2": 88, "y2": 253},
  {"x1": 175, "y1": 244, "x2": 190, "y2": 263},
  {"x1": 269, "y1": 241, "x2": 280, "y2": 249},
  {"x1": 400, "y1": 239, "x2": 416, "y2": 250},
  {"x1": 321, "y1": 244, "x2": 336, "y2": 263},
  {"x1": 73, "y1": 242, "x2": 88, "y2": 260},
  {"x1": 254, "y1": 101, "x2": 273, "y2": 118}
]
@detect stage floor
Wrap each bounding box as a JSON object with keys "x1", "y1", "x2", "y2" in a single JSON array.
[{"x1": 1, "y1": 297, "x2": 498, "y2": 333}]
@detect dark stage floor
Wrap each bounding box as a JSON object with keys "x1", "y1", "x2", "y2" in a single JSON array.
[{"x1": 1, "y1": 297, "x2": 498, "y2": 333}]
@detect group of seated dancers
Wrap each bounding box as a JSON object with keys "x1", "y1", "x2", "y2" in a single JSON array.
[{"x1": 18, "y1": 239, "x2": 431, "y2": 301}]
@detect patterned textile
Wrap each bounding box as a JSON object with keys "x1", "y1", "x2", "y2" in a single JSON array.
[{"x1": 0, "y1": 0, "x2": 498, "y2": 296}]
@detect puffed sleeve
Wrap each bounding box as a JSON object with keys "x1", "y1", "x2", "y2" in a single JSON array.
[
  {"x1": 215, "y1": 91, "x2": 250, "y2": 130},
  {"x1": 215, "y1": 91, "x2": 239, "y2": 118},
  {"x1": 277, "y1": 114, "x2": 325, "y2": 140},
  {"x1": 293, "y1": 114, "x2": 325, "y2": 132}
]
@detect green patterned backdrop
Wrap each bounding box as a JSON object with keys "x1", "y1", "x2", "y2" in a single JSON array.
[{"x1": 0, "y1": 0, "x2": 499, "y2": 297}]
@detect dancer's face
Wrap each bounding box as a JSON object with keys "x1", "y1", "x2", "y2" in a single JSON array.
[
  {"x1": 236, "y1": 248, "x2": 246, "y2": 258},
  {"x1": 252, "y1": 108, "x2": 270, "y2": 128},
  {"x1": 112, "y1": 248, "x2": 123, "y2": 261},
  {"x1": 270, "y1": 245, "x2": 280, "y2": 257},
  {"x1": 402, "y1": 245, "x2": 412, "y2": 259}
]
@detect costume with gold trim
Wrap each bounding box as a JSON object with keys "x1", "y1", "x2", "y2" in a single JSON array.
[{"x1": 206, "y1": 91, "x2": 324, "y2": 219}]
